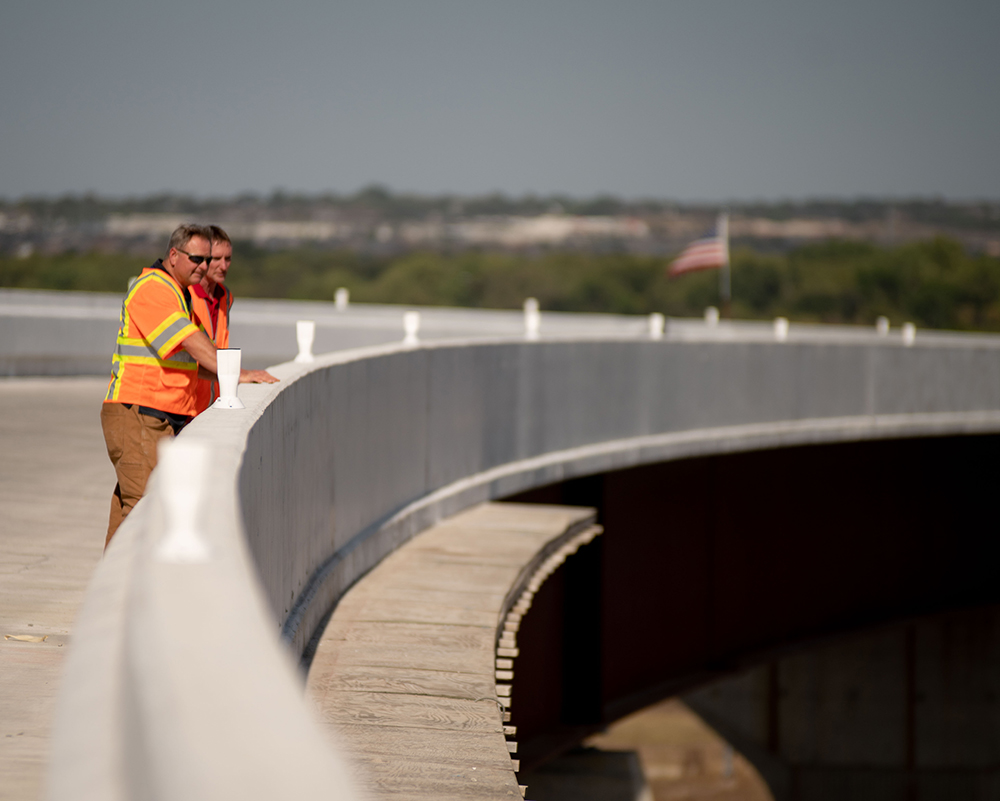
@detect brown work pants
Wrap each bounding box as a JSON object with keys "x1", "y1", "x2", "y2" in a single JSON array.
[{"x1": 100, "y1": 402, "x2": 174, "y2": 548}]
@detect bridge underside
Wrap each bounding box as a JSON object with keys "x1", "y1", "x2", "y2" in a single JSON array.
[{"x1": 505, "y1": 433, "x2": 1000, "y2": 789}]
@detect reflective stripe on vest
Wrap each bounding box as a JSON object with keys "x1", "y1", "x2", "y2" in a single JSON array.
[{"x1": 105, "y1": 270, "x2": 199, "y2": 404}]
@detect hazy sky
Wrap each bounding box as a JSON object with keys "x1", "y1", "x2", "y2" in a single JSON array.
[{"x1": 1, "y1": 1, "x2": 997, "y2": 201}]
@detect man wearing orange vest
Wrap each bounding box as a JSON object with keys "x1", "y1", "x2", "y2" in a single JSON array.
[
  {"x1": 190, "y1": 225, "x2": 235, "y2": 412},
  {"x1": 101, "y1": 224, "x2": 278, "y2": 546}
]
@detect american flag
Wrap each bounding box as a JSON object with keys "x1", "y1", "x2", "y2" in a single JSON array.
[{"x1": 668, "y1": 214, "x2": 729, "y2": 277}]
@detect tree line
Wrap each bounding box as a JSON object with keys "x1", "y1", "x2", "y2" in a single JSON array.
[
  {"x1": 4, "y1": 190, "x2": 1000, "y2": 229},
  {"x1": 3, "y1": 237, "x2": 999, "y2": 332}
]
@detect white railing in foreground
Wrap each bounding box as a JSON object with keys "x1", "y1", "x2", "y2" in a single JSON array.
[
  {"x1": 46, "y1": 391, "x2": 359, "y2": 801},
  {"x1": 48, "y1": 331, "x2": 1000, "y2": 800}
]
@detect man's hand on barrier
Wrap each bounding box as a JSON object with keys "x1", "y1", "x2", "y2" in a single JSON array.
[{"x1": 240, "y1": 369, "x2": 279, "y2": 384}]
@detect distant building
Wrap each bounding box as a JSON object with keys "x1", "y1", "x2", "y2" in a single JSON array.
[{"x1": 400, "y1": 214, "x2": 650, "y2": 247}]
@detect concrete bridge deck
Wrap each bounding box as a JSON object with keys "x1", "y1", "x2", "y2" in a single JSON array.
[
  {"x1": 307, "y1": 501, "x2": 599, "y2": 801},
  {"x1": 0, "y1": 378, "x2": 110, "y2": 801}
]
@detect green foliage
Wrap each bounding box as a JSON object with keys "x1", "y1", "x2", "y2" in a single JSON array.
[
  {"x1": 0, "y1": 252, "x2": 149, "y2": 293},
  {"x1": 3, "y1": 237, "x2": 1000, "y2": 332}
]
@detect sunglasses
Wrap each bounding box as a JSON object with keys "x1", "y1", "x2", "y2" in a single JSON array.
[{"x1": 176, "y1": 248, "x2": 212, "y2": 266}]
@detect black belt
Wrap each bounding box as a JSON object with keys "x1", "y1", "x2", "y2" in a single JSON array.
[{"x1": 122, "y1": 403, "x2": 192, "y2": 435}]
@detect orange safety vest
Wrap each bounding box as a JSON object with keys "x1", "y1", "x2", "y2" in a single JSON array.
[
  {"x1": 104, "y1": 264, "x2": 201, "y2": 416},
  {"x1": 189, "y1": 283, "x2": 233, "y2": 412}
]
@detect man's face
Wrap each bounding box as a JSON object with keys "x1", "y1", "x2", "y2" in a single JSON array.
[
  {"x1": 166, "y1": 236, "x2": 211, "y2": 288},
  {"x1": 205, "y1": 240, "x2": 232, "y2": 286}
]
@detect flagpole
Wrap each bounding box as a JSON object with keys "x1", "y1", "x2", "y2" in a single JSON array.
[{"x1": 718, "y1": 212, "x2": 731, "y2": 319}]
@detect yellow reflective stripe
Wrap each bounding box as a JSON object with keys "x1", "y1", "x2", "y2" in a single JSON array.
[
  {"x1": 146, "y1": 311, "x2": 188, "y2": 342},
  {"x1": 116, "y1": 333, "x2": 197, "y2": 364},
  {"x1": 117, "y1": 295, "x2": 131, "y2": 335},
  {"x1": 158, "y1": 322, "x2": 198, "y2": 357},
  {"x1": 127, "y1": 270, "x2": 187, "y2": 311},
  {"x1": 123, "y1": 272, "x2": 170, "y2": 314},
  {"x1": 147, "y1": 312, "x2": 198, "y2": 358},
  {"x1": 122, "y1": 270, "x2": 192, "y2": 344},
  {"x1": 115, "y1": 354, "x2": 198, "y2": 371},
  {"x1": 117, "y1": 271, "x2": 193, "y2": 347},
  {"x1": 116, "y1": 338, "x2": 157, "y2": 360},
  {"x1": 124, "y1": 271, "x2": 157, "y2": 302},
  {"x1": 116, "y1": 343, "x2": 195, "y2": 363},
  {"x1": 105, "y1": 359, "x2": 121, "y2": 401}
]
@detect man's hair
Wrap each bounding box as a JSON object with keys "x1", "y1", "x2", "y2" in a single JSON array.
[
  {"x1": 209, "y1": 225, "x2": 231, "y2": 246},
  {"x1": 166, "y1": 224, "x2": 213, "y2": 255}
]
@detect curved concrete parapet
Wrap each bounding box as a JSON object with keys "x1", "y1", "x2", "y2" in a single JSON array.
[
  {"x1": 48, "y1": 331, "x2": 1000, "y2": 799},
  {"x1": 46, "y1": 423, "x2": 361, "y2": 801},
  {"x1": 246, "y1": 337, "x2": 1000, "y2": 659}
]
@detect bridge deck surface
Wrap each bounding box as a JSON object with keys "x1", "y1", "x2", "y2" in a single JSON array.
[
  {"x1": 306, "y1": 501, "x2": 599, "y2": 801},
  {"x1": 0, "y1": 378, "x2": 110, "y2": 801}
]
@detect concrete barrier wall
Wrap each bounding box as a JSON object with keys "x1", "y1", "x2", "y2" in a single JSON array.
[
  {"x1": 46, "y1": 403, "x2": 361, "y2": 801},
  {"x1": 239, "y1": 337, "x2": 1000, "y2": 654},
  {"x1": 0, "y1": 289, "x2": 121, "y2": 375},
  {"x1": 49, "y1": 332, "x2": 1000, "y2": 800}
]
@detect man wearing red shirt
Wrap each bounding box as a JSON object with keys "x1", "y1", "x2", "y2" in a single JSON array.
[{"x1": 190, "y1": 225, "x2": 236, "y2": 412}]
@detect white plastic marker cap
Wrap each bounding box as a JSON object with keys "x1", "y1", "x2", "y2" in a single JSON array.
[
  {"x1": 335, "y1": 287, "x2": 349, "y2": 310},
  {"x1": 213, "y1": 348, "x2": 244, "y2": 409},
  {"x1": 155, "y1": 438, "x2": 211, "y2": 563},
  {"x1": 876, "y1": 316, "x2": 890, "y2": 336},
  {"x1": 774, "y1": 317, "x2": 789, "y2": 342},
  {"x1": 649, "y1": 313, "x2": 665, "y2": 340},
  {"x1": 902, "y1": 322, "x2": 916, "y2": 346},
  {"x1": 524, "y1": 298, "x2": 540, "y2": 341},
  {"x1": 403, "y1": 311, "x2": 420, "y2": 347},
  {"x1": 704, "y1": 307, "x2": 720, "y2": 327},
  {"x1": 295, "y1": 320, "x2": 316, "y2": 363}
]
